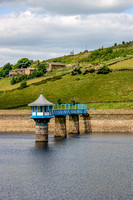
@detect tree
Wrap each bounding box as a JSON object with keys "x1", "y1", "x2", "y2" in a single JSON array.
[
  {"x1": 38, "y1": 62, "x2": 47, "y2": 73},
  {"x1": 0, "y1": 70, "x2": 2, "y2": 77},
  {"x1": 20, "y1": 80, "x2": 27, "y2": 89},
  {"x1": 71, "y1": 66, "x2": 82, "y2": 76},
  {"x1": 29, "y1": 59, "x2": 33, "y2": 65},
  {"x1": 97, "y1": 66, "x2": 112, "y2": 74},
  {"x1": 16, "y1": 58, "x2": 31, "y2": 69},
  {"x1": 57, "y1": 99, "x2": 62, "y2": 104},
  {"x1": 10, "y1": 76, "x2": 16, "y2": 85},
  {"x1": 1, "y1": 63, "x2": 12, "y2": 77},
  {"x1": 3, "y1": 63, "x2": 12, "y2": 71},
  {"x1": 105, "y1": 47, "x2": 113, "y2": 54}
]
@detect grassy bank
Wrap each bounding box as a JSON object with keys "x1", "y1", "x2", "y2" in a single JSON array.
[
  {"x1": 109, "y1": 58, "x2": 133, "y2": 70},
  {"x1": 1, "y1": 42, "x2": 133, "y2": 109},
  {"x1": 0, "y1": 71, "x2": 133, "y2": 109},
  {"x1": 88, "y1": 102, "x2": 133, "y2": 109},
  {"x1": 0, "y1": 67, "x2": 73, "y2": 92}
]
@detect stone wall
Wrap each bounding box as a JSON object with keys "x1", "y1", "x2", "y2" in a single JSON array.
[
  {"x1": 0, "y1": 109, "x2": 133, "y2": 134},
  {"x1": 79, "y1": 110, "x2": 133, "y2": 134},
  {"x1": 0, "y1": 110, "x2": 35, "y2": 133},
  {"x1": 54, "y1": 116, "x2": 66, "y2": 138},
  {"x1": 66, "y1": 115, "x2": 79, "y2": 136}
]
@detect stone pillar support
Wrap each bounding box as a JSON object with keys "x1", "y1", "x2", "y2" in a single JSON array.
[
  {"x1": 35, "y1": 122, "x2": 48, "y2": 142},
  {"x1": 66, "y1": 114, "x2": 79, "y2": 136},
  {"x1": 54, "y1": 116, "x2": 66, "y2": 138},
  {"x1": 79, "y1": 114, "x2": 92, "y2": 134},
  {"x1": 34, "y1": 119, "x2": 50, "y2": 142}
]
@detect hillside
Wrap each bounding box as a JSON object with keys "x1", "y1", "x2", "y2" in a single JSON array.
[
  {"x1": 46, "y1": 41, "x2": 133, "y2": 65},
  {"x1": 0, "y1": 41, "x2": 133, "y2": 109}
]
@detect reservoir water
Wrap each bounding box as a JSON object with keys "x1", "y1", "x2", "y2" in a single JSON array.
[{"x1": 0, "y1": 134, "x2": 133, "y2": 200}]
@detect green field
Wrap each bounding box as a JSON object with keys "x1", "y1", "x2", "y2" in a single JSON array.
[
  {"x1": 88, "y1": 102, "x2": 133, "y2": 109},
  {"x1": 109, "y1": 58, "x2": 133, "y2": 70},
  {"x1": 0, "y1": 42, "x2": 133, "y2": 109},
  {"x1": 0, "y1": 70, "x2": 133, "y2": 109},
  {"x1": 0, "y1": 67, "x2": 73, "y2": 92}
]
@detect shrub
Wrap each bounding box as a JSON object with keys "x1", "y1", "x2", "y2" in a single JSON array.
[
  {"x1": 83, "y1": 50, "x2": 88, "y2": 53},
  {"x1": 83, "y1": 67, "x2": 95, "y2": 75},
  {"x1": 0, "y1": 70, "x2": 2, "y2": 77},
  {"x1": 30, "y1": 64, "x2": 38, "y2": 68},
  {"x1": 71, "y1": 66, "x2": 82, "y2": 76},
  {"x1": 71, "y1": 71, "x2": 78, "y2": 76},
  {"x1": 57, "y1": 99, "x2": 62, "y2": 104},
  {"x1": 38, "y1": 62, "x2": 47, "y2": 73},
  {"x1": 36, "y1": 71, "x2": 44, "y2": 77},
  {"x1": 97, "y1": 66, "x2": 112, "y2": 74},
  {"x1": 91, "y1": 60, "x2": 100, "y2": 65},
  {"x1": 20, "y1": 80, "x2": 27, "y2": 89},
  {"x1": 10, "y1": 76, "x2": 16, "y2": 85},
  {"x1": 50, "y1": 75, "x2": 62, "y2": 81},
  {"x1": 86, "y1": 47, "x2": 133, "y2": 63},
  {"x1": 70, "y1": 97, "x2": 79, "y2": 104}
]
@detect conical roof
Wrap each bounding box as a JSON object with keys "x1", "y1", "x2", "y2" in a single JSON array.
[{"x1": 28, "y1": 93, "x2": 54, "y2": 106}]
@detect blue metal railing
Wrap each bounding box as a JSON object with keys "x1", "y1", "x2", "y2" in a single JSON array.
[
  {"x1": 52, "y1": 104, "x2": 87, "y2": 110},
  {"x1": 50, "y1": 104, "x2": 87, "y2": 116},
  {"x1": 30, "y1": 104, "x2": 88, "y2": 118}
]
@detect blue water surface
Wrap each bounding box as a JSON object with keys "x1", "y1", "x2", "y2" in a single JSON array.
[{"x1": 0, "y1": 134, "x2": 133, "y2": 200}]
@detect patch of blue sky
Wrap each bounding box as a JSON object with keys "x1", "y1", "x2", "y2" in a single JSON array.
[
  {"x1": 125, "y1": 8, "x2": 133, "y2": 14},
  {"x1": 0, "y1": 5, "x2": 14, "y2": 14},
  {"x1": 0, "y1": 5, "x2": 27, "y2": 14}
]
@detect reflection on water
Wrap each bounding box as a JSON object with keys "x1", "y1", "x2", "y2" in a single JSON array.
[
  {"x1": 0, "y1": 133, "x2": 133, "y2": 200},
  {"x1": 35, "y1": 142, "x2": 49, "y2": 149}
]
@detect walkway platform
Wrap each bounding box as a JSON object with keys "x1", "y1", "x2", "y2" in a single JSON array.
[{"x1": 30, "y1": 104, "x2": 88, "y2": 118}]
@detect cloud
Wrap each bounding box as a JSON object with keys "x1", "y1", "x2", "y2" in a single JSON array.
[
  {"x1": 0, "y1": 11, "x2": 133, "y2": 66},
  {"x1": 0, "y1": 0, "x2": 133, "y2": 15}
]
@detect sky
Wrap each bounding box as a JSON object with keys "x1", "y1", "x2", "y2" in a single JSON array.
[{"x1": 0, "y1": 0, "x2": 133, "y2": 67}]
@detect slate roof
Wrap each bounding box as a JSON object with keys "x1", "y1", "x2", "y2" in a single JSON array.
[{"x1": 28, "y1": 93, "x2": 54, "y2": 106}]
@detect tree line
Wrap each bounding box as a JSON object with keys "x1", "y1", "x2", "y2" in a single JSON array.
[{"x1": 0, "y1": 58, "x2": 47, "y2": 86}]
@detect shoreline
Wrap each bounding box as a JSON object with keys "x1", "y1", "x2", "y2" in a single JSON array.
[
  {"x1": 0, "y1": 109, "x2": 133, "y2": 134},
  {"x1": 0, "y1": 132, "x2": 133, "y2": 135}
]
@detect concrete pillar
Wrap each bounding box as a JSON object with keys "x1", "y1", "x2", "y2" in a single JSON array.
[
  {"x1": 35, "y1": 122, "x2": 48, "y2": 142},
  {"x1": 54, "y1": 116, "x2": 66, "y2": 138},
  {"x1": 79, "y1": 114, "x2": 92, "y2": 134},
  {"x1": 66, "y1": 115, "x2": 79, "y2": 136}
]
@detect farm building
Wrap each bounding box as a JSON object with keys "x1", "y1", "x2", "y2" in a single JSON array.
[
  {"x1": 47, "y1": 62, "x2": 66, "y2": 72},
  {"x1": 9, "y1": 67, "x2": 34, "y2": 76}
]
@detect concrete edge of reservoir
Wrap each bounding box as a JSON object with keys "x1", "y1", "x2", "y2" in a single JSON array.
[{"x1": 0, "y1": 109, "x2": 133, "y2": 135}]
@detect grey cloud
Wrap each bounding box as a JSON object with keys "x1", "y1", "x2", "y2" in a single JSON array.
[
  {"x1": 0, "y1": 0, "x2": 133, "y2": 15},
  {"x1": 0, "y1": 12, "x2": 133, "y2": 66}
]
